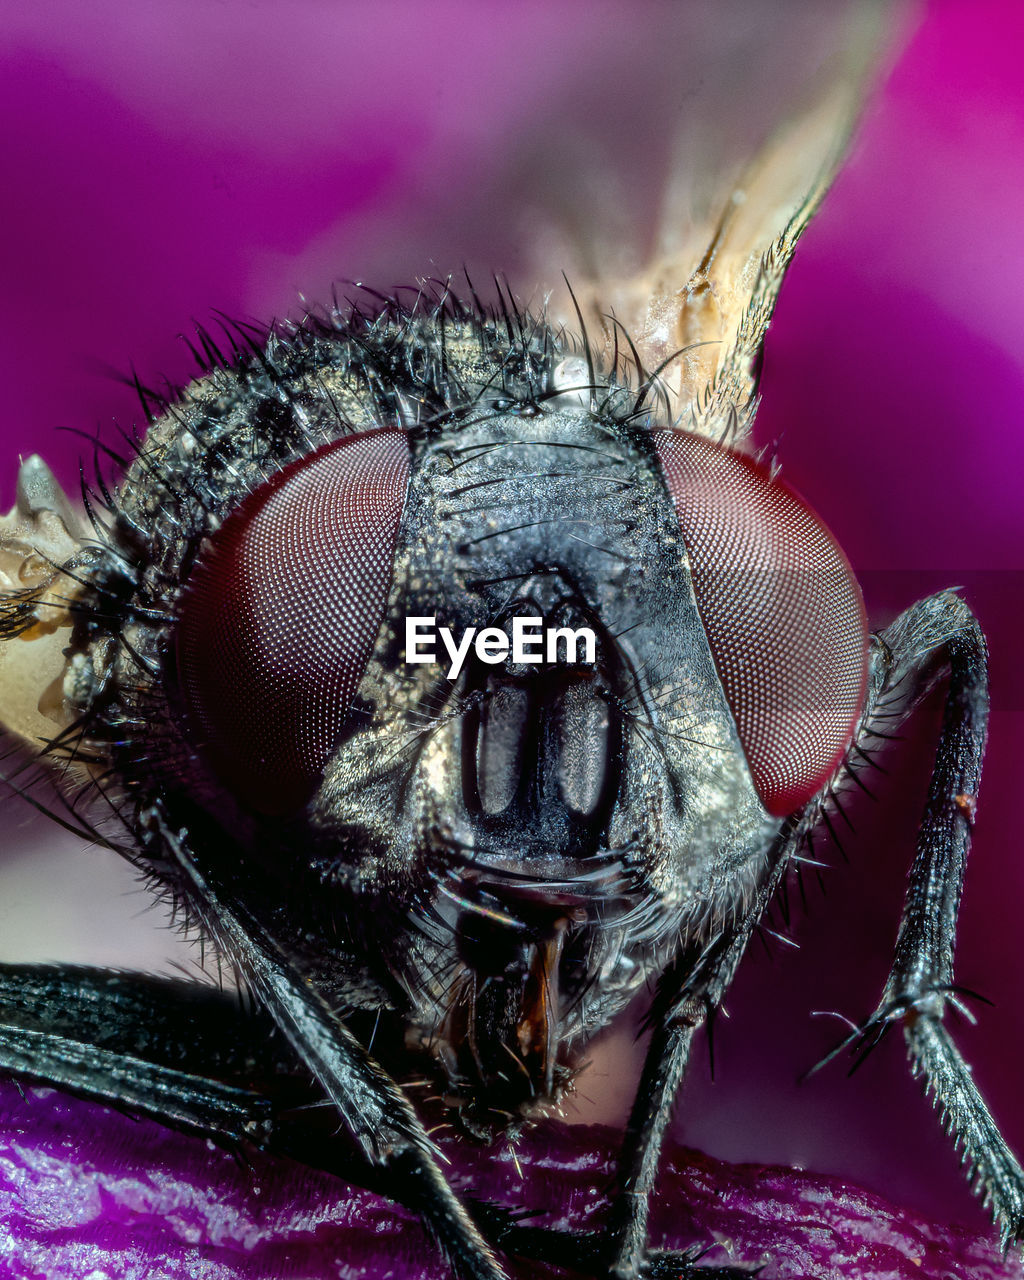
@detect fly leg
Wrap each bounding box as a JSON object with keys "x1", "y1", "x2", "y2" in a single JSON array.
[
  {"x1": 0, "y1": 962, "x2": 329, "y2": 1156},
  {"x1": 473, "y1": 1218, "x2": 755, "y2": 1279},
  {"x1": 603, "y1": 976, "x2": 700, "y2": 1278},
  {"x1": 601, "y1": 857, "x2": 790, "y2": 1280},
  {"x1": 0, "y1": 961, "x2": 534, "y2": 1273},
  {"x1": 145, "y1": 811, "x2": 510, "y2": 1280},
  {"x1": 840, "y1": 592, "x2": 1024, "y2": 1244},
  {"x1": 0, "y1": 961, "x2": 761, "y2": 1280}
]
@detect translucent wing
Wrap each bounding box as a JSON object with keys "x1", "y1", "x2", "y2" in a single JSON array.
[{"x1": 524, "y1": 1, "x2": 902, "y2": 440}]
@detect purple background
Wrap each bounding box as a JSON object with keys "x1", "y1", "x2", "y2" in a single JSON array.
[{"x1": 1, "y1": 0, "x2": 1023, "y2": 1252}]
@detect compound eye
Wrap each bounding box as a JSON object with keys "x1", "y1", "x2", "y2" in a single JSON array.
[
  {"x1": 175, "y1": 428, "x2": 410, "y2": 816},
  {"x1": 653, "y1": 429, "x2": 867, "y2": 817}
]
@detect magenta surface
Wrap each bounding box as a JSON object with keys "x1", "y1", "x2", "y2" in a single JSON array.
[{"x1": 0, "y1": 1081, "x2": 1017, "y2": 1279}]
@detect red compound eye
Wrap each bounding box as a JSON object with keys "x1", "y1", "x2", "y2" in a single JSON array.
[
  {"x1": 654, "y1": 429, "x2": 867, "y2": 817},
  {"x1": 175, "y1": 428, "x2": 410, "y2": 816}
]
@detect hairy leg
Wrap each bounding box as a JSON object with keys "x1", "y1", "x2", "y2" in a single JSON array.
[{"x1": 833, "y1": 592, "x2": 1024, "y2": 1244}]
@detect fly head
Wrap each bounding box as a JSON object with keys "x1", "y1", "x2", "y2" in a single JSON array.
[{"x1": 46, "y1": 296, "x2": 864, "y2": 1137}]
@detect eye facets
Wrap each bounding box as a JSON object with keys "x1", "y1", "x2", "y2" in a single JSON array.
[
  {"x1": 655, "y1": 429, "x2": 867, "y2": 816},
  {"x1": 175, "y1": 428, "x2": 410, "y2": 815}
]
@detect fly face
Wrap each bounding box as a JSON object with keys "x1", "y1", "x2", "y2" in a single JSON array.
[{"x1": 308, "y1": 397, "x2": 774, "y2": 1125}]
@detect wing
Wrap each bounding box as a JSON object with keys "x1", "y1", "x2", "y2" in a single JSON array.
[{"x1": 521, "y1": 1, "x2": 904, "y2": 441}]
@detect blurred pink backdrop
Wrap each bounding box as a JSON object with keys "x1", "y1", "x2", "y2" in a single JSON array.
[{"x1": 1, "y1": 0, "x2": 1022, "y2": 1241}]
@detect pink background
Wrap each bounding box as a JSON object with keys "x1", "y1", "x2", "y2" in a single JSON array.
[{"x1": 1, "y1": 0, "x2": 1023, "y2": 1241}]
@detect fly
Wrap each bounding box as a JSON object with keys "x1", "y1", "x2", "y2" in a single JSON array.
[{"x1": 0, "y1": 7, "x2": 1019, "y2": 1280}]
